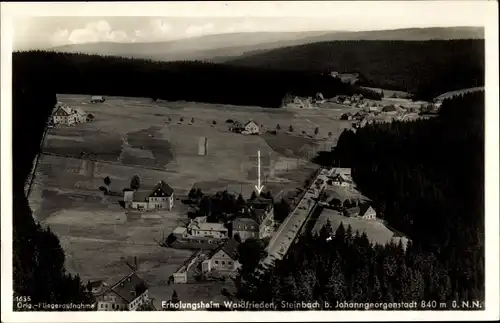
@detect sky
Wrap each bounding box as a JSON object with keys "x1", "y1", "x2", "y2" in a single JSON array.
[{"x1": 7, "y1": 1, "x2": 491, "y2": 50}]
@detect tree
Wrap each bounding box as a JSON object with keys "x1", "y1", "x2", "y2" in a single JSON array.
[
  {"x1": 188, "y1": 188, "x2": 197, "y2": 201},
  {"x1": 104, "y1": 176, "x2": 111, "y2": 192},
  {"x1": 276, "y1": 124, "x2": 281, "y2": 131},
  {"x1": 314, "y1": 127, "x2": 319, "y2": 136},
  {"x1": 191, "y1": 117, "x2": 195, "y2": 123},
  {"x1": 289, "y1": 125, "x2": 294, "y2": 132},
  {"x1": 238, "y1": 238, "x2": 268, "y2": 276},
  {"x1": 130, "y1": 175, "x2": 140, "y2": 191},
  {"x1": 250, "y1": 191, "x2": 258, "y2": 200},
  {"x1": 236, "y1": 194, "x2": 246, "y2": 211},
  {"x1": 199, "y1": 196, "x2": 212, "y2": 217},
  {"x1": 180, "y1": 116, "x2": 184, "y2": 122},
  {"x1": 212, "y1": 120, "x2": 217, "y2": 125},
  {"x1": 328, "y1": 132, "x2": 333, "y2": 138},
  {"x1": 168, "y1": 116, "x2": 172, "y2": 122}
]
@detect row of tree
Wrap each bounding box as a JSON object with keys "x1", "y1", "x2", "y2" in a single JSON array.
[
  {"x1": 13, "y1": 51, "x2": 381, "y2": 109},
  {"x1": 236, "y1": 91, "x2": 485, "y2": 306}
]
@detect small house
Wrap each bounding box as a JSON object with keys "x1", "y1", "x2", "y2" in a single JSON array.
[
  {"x1": 52, "y1": 105, "x2": 76, "y2": 126},
  {"x1": 343, "y1": 204, "x2": 377, "y2": 220},
  {"x1": 242, "y1": 120, "x2": 260, "y2": 135},
  {"x1": 73, "y1": 107, "x2": 87, "y2": 123},
  {"x1": 187, "y1": 217, "x2": 228, "y2": 239},
  {"x1": 95, "y1": 272, "x2": 149, "y2": 311},
  {"x1": 87, "y1": 280, "x2": 108, "y2": 295},
  {"x1": 340, "y1": 112, "x2": 353, "y2": 121},
  {"x1": 129, "y1": 180, "x2": 175, "y2": 211},
  {"x1": 201, "y1": 238, "x2": 241, "y2": 275},
  {"x1": 91, "y1": 96, "x2": 105, "y2": 103}
]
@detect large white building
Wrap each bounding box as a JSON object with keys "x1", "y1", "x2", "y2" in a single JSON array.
[
  {"x1": 52, "y1": 105, "x2": 76, "y2": 126},
  {"x1": 128, "y1": 180, "x2": 175, "y2": 211}
]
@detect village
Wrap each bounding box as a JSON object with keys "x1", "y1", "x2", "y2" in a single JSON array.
[{"x1": 38, "y1": 91, "x2": 424, "y2": 311}]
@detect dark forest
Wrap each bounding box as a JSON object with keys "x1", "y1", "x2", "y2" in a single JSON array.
[
  {"x1": 225, "y1": 40, "x2": 485, "y2": 100},
  {"x1": 237, "y1": 92, "x2": 485, "y2": 308}
]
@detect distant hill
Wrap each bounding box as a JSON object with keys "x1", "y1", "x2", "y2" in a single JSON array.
[
  {"x1": 49, "y1": 27, "x2": 484, "y2": 62},
  {"x1": 224, "y1": 39, "x2": 485, "y2": 99}
]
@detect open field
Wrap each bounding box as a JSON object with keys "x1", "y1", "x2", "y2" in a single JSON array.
[
  {"x1": 29, "y1": 94, "x2": 355, "y2": 304},
  {"x1": 313, "y1": 209, "x2": 410, "y2": 248}
]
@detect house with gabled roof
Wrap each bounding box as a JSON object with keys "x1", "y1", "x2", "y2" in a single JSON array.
[
  {"x1": 52, "y1": 104, "x2": 76, "y2": 126},
  {"x1": 73, "y1": 107, "x2": 87, "y2": 123},
  {"x1": 95, "y1": 272, "x2": 149, "y2": 311},
  {"x1": 187, "y1": 216, "x2": 228, "y2": 239},
  {"x1": 233, "y1": 197, "x2": 274, "y2": 242},
  {"x1": 343, "y1": 203, "x2": 377, "y2": 220},
  {"x1": 129, "y1": 180, "x2": 175, "y2": 211},
  {"x1": 242, "y1": 120, "x2": 260, "y2": 135},
  {"x1": 201, "y1": 238, "x2": 241, "y2": 275}
]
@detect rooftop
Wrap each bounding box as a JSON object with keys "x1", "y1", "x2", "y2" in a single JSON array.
[
  {"x1": 212, "y1": 238, "x2": 240, "y2": 260},
  {"x1": 104, "y1": 272, "x2": 148, "y2": 304}
]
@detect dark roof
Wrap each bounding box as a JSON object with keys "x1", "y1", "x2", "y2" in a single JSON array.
[
  {"x1": 249, "y1": 197, "x2": 273, "y2": 210},
  {"x1": 214, "y1": 238, "x2": 240, "y2": 260},
  {"x1": 106, "y1": 272, "x2": 148, "y2": 304},
  {"x1": 132, "y1": 190, "x2": 151, "y2": 202},
  {"x1": 88, "y1": 280, "x2": 104, "y2": 289},
  {"x1": 244, "y1": 120, "x2": 258, "y2": 128},
  {"x1": 133, "y1": 180, "x2": 174, "y2": 201},
  {"x1": 250, "y1": 208, "x2": 267, "y2": 224},
  {"x1": 359, "y1": 204, "x2": 375, "y2": 217},
  {"x1": 344, "y1": 207, "x2": 361, "y2": 217},
  {"x1": 152, "y1": 180, "x2": 174, "y2": 196}
]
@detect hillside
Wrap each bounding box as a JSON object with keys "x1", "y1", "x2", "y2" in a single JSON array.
[
  {"x1": 49, "y1": 27, "x2": 484, "y2": 63},
  {"x1": 224, "y1": 39, "x2": 485, "y2": 99},
  {"x1": 49, "y1": 31, "x2": 338, "y2": 62}
]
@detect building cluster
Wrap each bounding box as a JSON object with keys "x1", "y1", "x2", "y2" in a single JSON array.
[
  {"x1": 89, "y1": 258, "x2": 151, "y2": 311},
  {"x1": 51, "y1": 103, "x2": 89, "y2": 126},
  {"x1": 170, "y1": 197, "x2": 275, "y2": 281}
]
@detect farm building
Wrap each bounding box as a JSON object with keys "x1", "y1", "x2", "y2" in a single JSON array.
[
  {"x1": 129, "y1": 180, "x2": 175, "y2": 211},
  {"x1": 201, "y1": 238, "x2": 241, "y2": 276},
  {"x1": 94, "y1": 272, "x2": 149, "y2": 311},
  {"x1": 343, "y1": 204, "x2": 377, "y2": 220},
  {"x1": 314, "y1": 92, "x2": 325, "y2": 104},
  {"x1": 328, "y1": 173, "x2": 355, "y2": 190},
  {"x1": 187, "y1": 216, "x2": 229, "y2": 239},
  {"x1": 87, "y1": 280, "x2": 108, "y2": 295},
  {"x1": 340, "y1": 112, "x2": 353, "y2": 121},
  {"x1": 233, "y1": 197, "x2": 274, "y2": 242},
  {"x1": 282, "y1": 95, "x2": 313, "y2": 109},
  {"x1": 73, "y1": 107, "x2": 87, "y2": 123},
  {"x1": 241, "y1": 120, "x2": 260, "y2": 135},
  {"x1": 52, "y1": 105, "x2": 76, "y2": 126},
  {"x1": 91, "y1": 95, "x2": 105, "y2": 103}
]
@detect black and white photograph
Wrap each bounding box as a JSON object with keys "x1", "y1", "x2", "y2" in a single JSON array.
[{"x1": 1, "y1": 1, "x2": 499, "y2": 322}]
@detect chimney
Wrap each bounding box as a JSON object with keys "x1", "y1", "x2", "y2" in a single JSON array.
[{"x1": 134, "y1": 256, "x2": 139, "y2": 271}]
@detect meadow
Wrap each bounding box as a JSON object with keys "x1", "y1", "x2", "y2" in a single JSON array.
[{"x1": 29, "y1": 94, "x2": 354, "y2": 305}]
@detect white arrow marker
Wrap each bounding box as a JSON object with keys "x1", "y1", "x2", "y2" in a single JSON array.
[{"x1": 254, "y1": 150, "x2": 264, "y2": 195}]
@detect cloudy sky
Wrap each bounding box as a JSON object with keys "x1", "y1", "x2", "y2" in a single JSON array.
[{"x1": 8, "y1": 1, "x2": 490, "y2": 50}]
